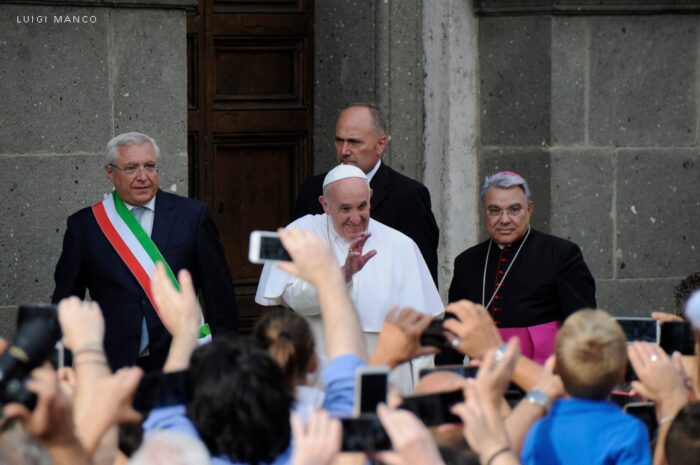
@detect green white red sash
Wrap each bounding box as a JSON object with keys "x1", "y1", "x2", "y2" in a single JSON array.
[{"x1": 92, "y1": 191, "x2": 211, "y2": 339}]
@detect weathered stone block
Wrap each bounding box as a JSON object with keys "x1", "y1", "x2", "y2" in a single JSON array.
[
  {"x1": 479, "y1": 16, "x2": 551, "y2": 146},
  {"x1": 111, "y1": 9, "x2": 187, "y2": 157},
  {"x1": 314, "y1": 0, "x2": 377, "y2": 174},
  {"x1": 597, "y1": 278, "x2": 681, "y2": 316},
  {"x1": 382, "y1": 0, "x2": 424, "y2": 181},
  {"x1": 550, "y1": 148, "x2": 614, "y2": 279},
  {"x1": 551, "y1": 17, "x2": 587, "y2": 145},
  {"x1": 589, "y1": 17, "x2": 697, "y2": 146},
  {"x1": 0, "y1": 306, "x2": 18, "y2": 340},
  {"x1": 479, "y1": 146, "x2": 551, "y2": 238},
  {"x1": 0, "y1": 5, "x2": 112, "y2": 154},
  {"x1": 615, "y1": 148, "x2": 699, "y2": 278}
]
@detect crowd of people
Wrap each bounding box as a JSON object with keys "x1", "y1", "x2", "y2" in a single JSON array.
[
  {"x1": 2, "y1": 228, "x2": 700, "y2": 465},
  {"x1": 0, "y1": 103, "x2": 698, "y2": 464}
]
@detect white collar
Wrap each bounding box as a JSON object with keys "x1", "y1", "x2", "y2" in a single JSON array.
[
  {"x1": 366, "y1": 159, "x2": 382, "y2": 182},
  {"x1": 125, "y1": 195, "x2": 156, "y2": 212}
]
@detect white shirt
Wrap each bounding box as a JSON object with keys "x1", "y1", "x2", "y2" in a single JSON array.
[{"x1": 125, "y1": 196, "x2": 156, "y2": 236}]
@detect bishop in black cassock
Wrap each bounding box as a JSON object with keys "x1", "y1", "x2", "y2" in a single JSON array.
[{"x1": 447, "y1": 171, "x2": 596, "y2": 364}]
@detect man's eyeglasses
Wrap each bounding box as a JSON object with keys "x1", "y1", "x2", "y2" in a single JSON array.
[
  {"x1": 109, "y1": 163, "x2": 159, "y2": 176},
  {"x1": 486, "y1": 206, "x2": 524, "y2": 218}
]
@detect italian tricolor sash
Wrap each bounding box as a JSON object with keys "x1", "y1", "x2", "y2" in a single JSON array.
[{"x1": 92, "y1": 191, "x2": 211, "y2": 340}]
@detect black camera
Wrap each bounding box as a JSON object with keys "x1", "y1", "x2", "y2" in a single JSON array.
[{"x1": 0, "y1": 304, "x2": 62, "y2": 409}]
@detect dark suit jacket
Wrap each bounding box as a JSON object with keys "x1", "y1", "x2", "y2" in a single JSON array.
[
  {"x1": 448, "y1": 229, "x2": 596, "y2": 327},
  {"x1": 293, "y1": 163, "x2": 440, "y2": 284},
  {"x1": 52, "y1": 190, "x2": 237, "y2": 370}
]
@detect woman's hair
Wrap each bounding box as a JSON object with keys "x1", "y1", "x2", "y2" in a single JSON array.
[
  {"x1": 252, "y1": 308, "x2": 315, "y2": 390},
  {"x1": 555, "y1": 309, "x2": 627, "y2": 400}
]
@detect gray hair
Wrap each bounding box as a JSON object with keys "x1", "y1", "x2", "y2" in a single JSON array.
[
  {"x1": 341, "y1": 102, "x2": 387, "y2": 136},
  {"x1": 128, "y1": 431, "x2": 211, "y2": 465},
  {"x1": 480, "y1": 171, "x2": 531, "y2": 200},
  {"x1": 105, "y1": 132, "x2": 160, "y2": 165}
]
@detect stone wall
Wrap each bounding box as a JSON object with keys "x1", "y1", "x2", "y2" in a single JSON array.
[
  {"x1": 314, "y1": 0, "x2": 426, "y2": 179},
  {"x1": 0, "y1": 1, "x2": 190, "y2": 338},
  {"x1": 477, "y1": 11, "x2": 700, "y2": 316}
]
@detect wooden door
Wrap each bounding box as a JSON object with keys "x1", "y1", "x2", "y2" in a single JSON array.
[{"x1": 188, "y1": 0, "x2": 314, "y2": 334}]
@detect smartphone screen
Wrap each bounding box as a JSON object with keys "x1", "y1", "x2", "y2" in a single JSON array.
[
  {"x1": 615, "y1": 317, "x2": 659, "y2": 344},
  {"x1": 341, "y1": 416, "x2": 391, "y2": 452},
  {"x1": 660, "y1": 321, "x2": 695, "y2": 355},
  {"x1": 399, "y1": 389, "x2": 464, "y2": 427},
  {"x1": 358, "y1": 371, "x2": 388, "y2": 414},
  {"x1": 259, "y1": 235, "x2": 291, "y2": 261}
]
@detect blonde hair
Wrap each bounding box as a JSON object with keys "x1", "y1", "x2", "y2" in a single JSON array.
[{"x1": 556, "y1": 309, "x2": 627, "y2": 400}]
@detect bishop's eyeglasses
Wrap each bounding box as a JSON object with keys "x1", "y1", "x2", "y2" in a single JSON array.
[
  {"x1": 486, "y1": 205, "x2": 524, "y2": 218},
  {"x1": 109, "y1": 163, "x2": 159, "y2": 176}
]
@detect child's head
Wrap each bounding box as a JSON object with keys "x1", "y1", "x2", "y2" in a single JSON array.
[{"x1": 555, "y1": 309, "x2": 627, "y2": 400}]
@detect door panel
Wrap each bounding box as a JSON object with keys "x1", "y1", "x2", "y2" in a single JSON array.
[{"x1": 188, "y1": 0, "x2": 314, "y2": 333}]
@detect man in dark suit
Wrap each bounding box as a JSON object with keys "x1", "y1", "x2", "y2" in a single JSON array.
[
  {"x1": 52, "y1": 132, "x2": 237, "y2": 371},
  {"x1": 293, "y1": 103, "x2": 440, "y2": 284},
  {"x1": 448, "y1": 171, "x2": 596, "y2": 364}
]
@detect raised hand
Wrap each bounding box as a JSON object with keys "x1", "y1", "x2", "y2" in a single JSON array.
[
  {"x1": 340, "y1": 232, "x2": 377, "y2": 282},
  {"x1": 371, "y1": 307, "x2": 438, "y2": 368}
]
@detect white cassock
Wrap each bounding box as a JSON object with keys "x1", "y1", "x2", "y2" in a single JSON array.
[{"x1": 255, "y1": 214, "x2": 444, "y2": 394}]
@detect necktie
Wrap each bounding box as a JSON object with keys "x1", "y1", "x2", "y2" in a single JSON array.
[{"x1": 132, "y1": 207, "x2": 150, "y2": 357}]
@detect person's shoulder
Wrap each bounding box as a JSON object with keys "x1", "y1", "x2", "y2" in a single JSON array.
[
  {"x1": 157, "y1": 190, "x2": 208, "y2": 212},
  {"x1": 369, "y1": 218, "x2": 415, "y2": 245},
  {"x1": 381, "y1": 164, "x2": 429, "y2": 193},
  {"x1": 530, "y1": 229, "x2": 581, "y2": 253},
  {"x1": 453, "y1": 238, "x2": 490, "y2": 264}
]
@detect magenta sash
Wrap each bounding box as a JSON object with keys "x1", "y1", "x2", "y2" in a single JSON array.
[{"x1": 499, "y1": 320, "x2": 561, "y2": 365}]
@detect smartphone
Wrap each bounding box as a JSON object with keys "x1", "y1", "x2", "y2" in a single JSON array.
[
  {"x1": 624, "y1": 401, "x2": 658, "y2": 436},
  {"x1": 398, "y1": 389, "x2": 464, "y2": 427},
  {"x1": 659, "y1": 321, "x2": 695, "y2": 355},
  {"x1": 341, "y1": 416, "x2": 392, "y2": 452},
  {"x1": 132, "y1": 369, "x2": 191, "y2": 414},
  {"x1": 420, "y1": 319, "x2": 450, "y2": 349},
  {"x1": 354, "y1": 366, "x2": 389, "y2": 415},
  {"x1": 419, "y1": 364, "x2": 478, "y2": 379},
  {"x1": 248, "y1": 230, "x2": 292, "y2": 264},
  {"x1": 615, "y1": 317, "x2": 659, "y2": 344},
  {"x1": 16, "y1": 304, "x2": 62, "y2": 369}
]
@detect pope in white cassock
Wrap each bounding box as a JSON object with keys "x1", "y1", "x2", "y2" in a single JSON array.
[{"x1": 255, "y1": 164, "x2": 444, "y2": 392}]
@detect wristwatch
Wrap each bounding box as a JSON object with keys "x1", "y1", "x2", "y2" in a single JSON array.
[{"x1": 526, "y1": 390, "x2": 551, "y2": 412}]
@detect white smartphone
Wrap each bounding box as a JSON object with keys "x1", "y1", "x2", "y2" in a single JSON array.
[
  {"x1": 614, "y1": 317, "x2": 660, "y2": 344},
  {"x1": 354, "y1": 365, "x2": 389, "y2": 416},
  {"x1": 248, "y1": 230, "x2": 292, "y2": 264}
]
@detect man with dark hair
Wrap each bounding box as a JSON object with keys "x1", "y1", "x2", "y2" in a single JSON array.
[
  {"x1": 293, "y1": 103, "x2": 440, "y2": 284},
  {"x1": 448, "y1": 171, "x2": 596, "y2": 364},
  {"x1": 187, "y1": 339, "x2": 294, "y2": 464},
  {"x1": 665, "y1": 402, "x2": 700, "y2": 465},
  {"x1": 52, "y1": 132, "x2": 237, "y2": 371}
]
